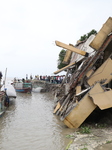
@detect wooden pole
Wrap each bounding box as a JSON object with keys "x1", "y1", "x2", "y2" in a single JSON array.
[{"x1": 4, "y1": 68, "x2": 7, "y2": 89}]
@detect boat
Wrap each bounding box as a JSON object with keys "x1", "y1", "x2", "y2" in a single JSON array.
[
  {"x1": 0, "y1": 68, "x2": 17, "y2": 117},
  {"x1": 0, "y1": 84, "x2": 16, "y2": 117},
  {"x1": 1, "y1": 83, "x2": 17, "y2": 108},
  {"x1": 0, "y1": 91, "x2": 6, "y2": 117},
  {"x1": 1, "y1": 84, "x2": 17, "y2": 98},
  {"x1": 13, "y1": 81, "x2": 32, "y2": 93}
]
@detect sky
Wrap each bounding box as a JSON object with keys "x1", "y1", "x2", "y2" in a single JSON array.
[{"x1": 0, "y1": 0, "x2": 111, "y2": 79}]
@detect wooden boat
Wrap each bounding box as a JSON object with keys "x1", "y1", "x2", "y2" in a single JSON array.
[
  {"x1": 0, "y1": 89, "x2": 14, "y2": 116},
  {"x1": 0, "y1": 91, "x2": 6, "y2": 117},
  {"x1": 13, "y1": 82, "x2": 32, "y2": 93}
]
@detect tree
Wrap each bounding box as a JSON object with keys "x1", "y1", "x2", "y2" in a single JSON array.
[
  {"x1": 57, "y1": 30, "x2": 97, "y2": 69},
  {"x1": 57, "y1": 49, "x2": 67, "y2": 69},
  {"x1": 79, "y1": 29, "x2": 97, "y2": 41}
]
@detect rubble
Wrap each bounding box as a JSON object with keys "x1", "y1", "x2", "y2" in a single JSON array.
[{"x1": 53, "y1": 17, "x2": 112, "y2": 128}]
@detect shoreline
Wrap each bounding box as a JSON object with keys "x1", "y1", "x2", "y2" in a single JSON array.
[
  {"x1": 47, "y1": 84, "x2": 112, "y2": 150},
  {"x1": 67, "y1": 126, "x2": 112, "y2": 150}
]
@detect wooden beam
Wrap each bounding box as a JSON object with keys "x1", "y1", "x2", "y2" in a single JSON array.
[
  {"x1": 63, "y1": 50, "x2": 72, "y2": 64},
  {"x1": 54, "y1": 62, "x2": 75, "y2": 74},
  {"x1": 53, "y1": 102, "x2": 61, "y2": 114},
  {"x1": 76, "y1": 85, "x2": 81, "y2": 95},
  {"x1": 55, "y1": 41, "x2": 88, "y2": 56},
  {"x1": 90, "y1": 17, "x2": 112, "y2": 50}
]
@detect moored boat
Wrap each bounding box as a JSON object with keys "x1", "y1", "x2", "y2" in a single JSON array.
[
  {"x1": 1, "y1": 84, "x2": 17, "y2": 98},
  {"x1": 0, "y1": 91, "x2": 6, "y2": 117},
  {"x1": 13, "y1": 81, "x2": 32, "y2": 93}
]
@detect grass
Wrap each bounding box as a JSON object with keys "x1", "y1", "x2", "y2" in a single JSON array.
[
  {"x1": 80, "y1": 148, "x2": 88, "y2": 150},
  {"x1": 80, "y1": 145, "x2": 88, "y2": 150},
  {"x1": 97, "y1": 123, "x2": 107, "y2": 128},
  {"x1": 79, "y1": 126, "x2": 91, "y2": 134},
  {"x1": 65, "y1": 134, "x2": 75, "y2": 138},
  {"x1": 65, "y1": 140, "x2": 73, "y2": 150},
  {"x1": 106, "y1": 140, "x2": 112, "y2": 144}
]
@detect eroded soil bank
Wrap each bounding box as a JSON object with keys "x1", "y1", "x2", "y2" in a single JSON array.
[
  {"x1": 66, "y1": 108, "x2": 112, "y2": 150},
  {"x1": 67, "y1": 126, "x2": 112, "y2": 150},
  {"x1": 43, "y1": 83, "x2": 112, "y2": 150}
]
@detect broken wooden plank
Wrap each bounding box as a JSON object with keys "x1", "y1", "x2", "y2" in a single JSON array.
[
  {"x1": 88, "y1": 58, "x2": 112, "y2": 86},
  {"x1": 53, "y1": 102, "x2": 61, "y2": 114},
  {"x1": 63, "y1": 83, "x2": 103, "y2": 128},
  {"x1": 55, "y1": 41, "x2": 89, "y2": 56},
  {"x1": 76, "y1": 85, "x2": 81, "y2": 95},
  {"x1": 89, "y1": 89, "x2": 112, "y2": 110},
  {"x1": 63, "y1": 94, "x2": 96, "y2": 128},
  {"x1": 90, "y1": 17, "x2": 112, "y2": 50},
  {"x1": 63, "y1": 50, "x2": 72, "y2": 64},
  {"x1": 55, "y1": 93, "x2": 72, "y2": 116},
  {"x1": 54, "y1": 62, "x2": 75, "y2": 74}
]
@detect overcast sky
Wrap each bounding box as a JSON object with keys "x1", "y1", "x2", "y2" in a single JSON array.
[{"x1": 0, "y1": 0, "x2": 111, "y2": 79}]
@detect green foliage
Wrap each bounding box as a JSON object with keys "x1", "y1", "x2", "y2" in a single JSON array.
[
  {"x1": 80, "y1": 147, "x2": 88, "y2": 150},
  {"x1": 80, "y1": 34, "x2": 87, "y2": 41},
  {"x1": 65, "y1": 134, "x2": 75, "y2": 138},
  {"x1": 79, "y1": 144, "x2": 88, "y2": 150},
  {"x1": 97, "y1": 123, "x2": 107, "y2": 128},
  {"x1": 79, "y1": 126, "x2": 91, "y2": 134},
  {"x1": 57, "y1": 49, "x2": 67, "y2": 69},
  {"x1": 79, "y1": 29, "x2": 97, "y2": 41},
  {"x1": 65, "y1": 134, "x2": 72, "y2": 138},
  {"x1": 57, "y1": 29, "x2": 97, "y2": 69},
  {"x1": 65, "y1": 140, "x2": 73, "y2": 150},
  {"x1": 106, "y1": 140, "x2": 112, "y2": 144}
]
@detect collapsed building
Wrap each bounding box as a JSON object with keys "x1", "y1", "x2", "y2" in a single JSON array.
[{"x1": 53, "y1": 17, "x2": 112, "y2": 128}]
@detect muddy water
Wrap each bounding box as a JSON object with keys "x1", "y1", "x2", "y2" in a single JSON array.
[{"x1": 0, "y1": 90, "x2": 74, "y2": 150}]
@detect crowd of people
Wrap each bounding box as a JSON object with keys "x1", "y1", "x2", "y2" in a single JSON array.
[
  {"x1": 14, "y1": 74, "x2": 70, "y2": 84},
  {"x1": 34, "y1": 75, "x2": 66, "y2": 84}
]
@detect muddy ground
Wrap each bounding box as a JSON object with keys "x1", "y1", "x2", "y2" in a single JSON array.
[
  {"x1": 67, "y1": 126, "x2": 112, "y2": 150},
  {"x1": 67, "y1": 108, "x2": 112, "y2": 150}
]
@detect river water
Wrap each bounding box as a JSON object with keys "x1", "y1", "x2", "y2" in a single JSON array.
[{"x1": 0, "y1": 88, "x2": 74, "y2": 150}]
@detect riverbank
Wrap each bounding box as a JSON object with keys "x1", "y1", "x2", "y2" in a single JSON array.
[
  {"x1": 66, "y1": 125, "x2": 112, "y2": 150},
  {"x1": 35, "y1": 81, "x2": 112, "y2": 150},
  {"x1": 64, "y1": 108, "x2": 112, "y2": 150},
  {"x1": 46, "y1": 84, "x2": 112, "y2": 150}
]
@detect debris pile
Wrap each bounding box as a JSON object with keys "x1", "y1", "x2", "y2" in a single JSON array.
[{"x1": 53, "y1": 17, "x2": 112, "y2": 128}]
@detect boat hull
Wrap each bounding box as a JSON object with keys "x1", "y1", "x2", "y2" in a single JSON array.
[
  {"x1": 15, "y1": 88, "x2": 32, "y2": 93},
  {"x1": 13, "y1": 82, "x2": 32, "y2": 93}
]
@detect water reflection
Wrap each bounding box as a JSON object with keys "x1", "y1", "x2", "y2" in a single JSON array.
[{"x1": 0, "y1": 92, "x2": 74, "y2": 150}]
